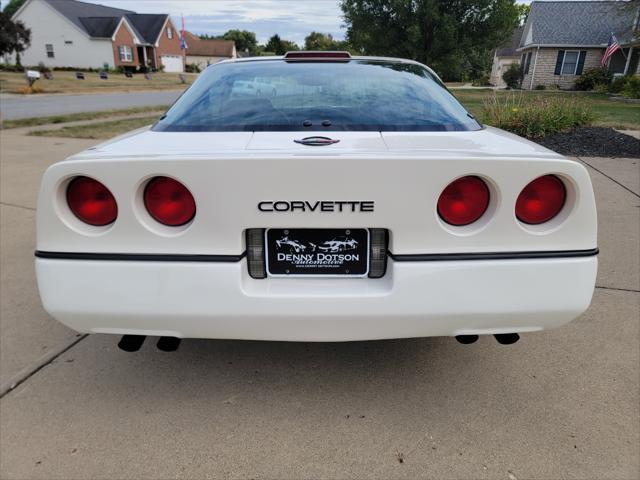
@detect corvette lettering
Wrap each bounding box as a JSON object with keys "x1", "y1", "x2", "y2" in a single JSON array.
[{"x1": 258, "y1": 201, "x2": 374, "y2": 212}]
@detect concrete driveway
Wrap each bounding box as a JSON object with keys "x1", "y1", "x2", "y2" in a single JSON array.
[
  {"x1": 0, "y1": 129, "x2": 638, "y2": 479},
  {"x1": 0, "y1": 91, "x2": 181, "y2": 120}
]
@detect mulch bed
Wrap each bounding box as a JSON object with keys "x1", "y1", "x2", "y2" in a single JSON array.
[{"x1": 535, "y1": 127, "x2": 640, "y2": 158}]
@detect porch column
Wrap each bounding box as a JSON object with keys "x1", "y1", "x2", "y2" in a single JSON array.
[
  {"x1": 623, "y1": 46, "x2": 633, "y2": 75},
  {"x1": 142, "y1": 46, "x2": 148, "y2": 67}
]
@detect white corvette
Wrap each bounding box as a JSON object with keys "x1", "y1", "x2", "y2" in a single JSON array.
[{"x1": 35, "y1": 52, "x2": 598, "y2": 351}]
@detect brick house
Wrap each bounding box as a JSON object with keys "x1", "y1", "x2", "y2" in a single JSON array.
[
  {"x1": 518, "y1": 1, "x2": 639, "y2": 90},
  {"x1": 10, "y1": 0, "x2": 184, "y2": 72},
  {"x1": 183, "y1": 32, "x2": 237, "y2": 70}
]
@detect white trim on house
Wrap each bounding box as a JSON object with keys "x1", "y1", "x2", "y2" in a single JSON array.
[
  {"x1": 112, "y1": 17, "x2": 142, "y2": 44},
  {"x1": 118, "y1": 45, "x2": 133, "y2": 62},
  {"x1": 12, "y1": 0, "x2": 92, "y2": 39},
  {"x1": 153, "y1": 16, "x2": 171, "y2": 47},
  {"x1": 560, "y1": 50, "x2": 581, "y2": 75},
  {"x1": 518, "y1": 44, "x2": 604, "y2": 51}
]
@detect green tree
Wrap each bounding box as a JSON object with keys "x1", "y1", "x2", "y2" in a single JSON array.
[
  {"x1": 264, "y1": 34, "x2": 299, "y2": 55},
  {"x1": 0, "y1": 11, "x2": 30, "y2": 57},
  {"x1": 340, "y1": 0, "x2": 520, "y2": 81},
  {"x1": 516, "y1": 3, "x2": 530, "y2": 25},
  {"x1": 221, "y1": 29, "x2": 258, "y2": 55},
  {"x1": 304, "y1": 31, "x2": 352, "y2": 51},
  {"x1": 2, "y1": 0, "x2": 26, "y2": 17}
]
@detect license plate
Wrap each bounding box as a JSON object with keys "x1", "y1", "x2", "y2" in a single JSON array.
[{"x1": 266, "y1": 228, "x2": 369, "y2": 277}]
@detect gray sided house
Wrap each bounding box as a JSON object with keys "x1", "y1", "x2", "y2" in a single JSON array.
[
  {"x1": 518, "y1": 0, "x2": 639, "y2": 90},
  {"x1": 490, "y1": 26, "x2": 524, "y2": 87}
]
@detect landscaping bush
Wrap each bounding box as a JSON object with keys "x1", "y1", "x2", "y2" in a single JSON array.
[
  {"x1": 483, "y1": 93, "x2": 594, "y2": 138},
  {"x1": 15, "y1": 84, "x2": 44, "y2": 94},
  {"x1": 621, "y1": 75, "x2": 640, "y2": 99},
  {"x1": 185, "y1": 63, "x2": 201, "y2": 73},
  {"x1": 0, "y1": 63, "x2": 25, "y2": 72},
  {"x1": 534, "y1": 84, "x2": 546, "y2": 90},
  {"x1": 574, "y1": 67, "x2": 612, "y2": 91},
  {"x1": 609, "y1": 76, "x2": 627, "y2": 94},
  {"x1": 471, "y1": 73, "x2": 490, "y2": 86},
  {"x1": 502, "y1": 63, "x2": 522, "y2": 89}
]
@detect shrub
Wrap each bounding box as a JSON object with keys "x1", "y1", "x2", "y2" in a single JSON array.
[
  {"x1": 37, "y1": 62, "x2": 51, "y2": 74},
  {"x1": 502, "y1": 63, "x2": 522, "y2": 89},
  {"x1": 534, "y1": 84, "x2": 546, "y2": 90},
  {"x1": 609, "y1": 76, "x2": 627, "y2": 94},
  {"x1": 483, "y1": 93, "x2": 594, "y2": 138},
  {"x1": 621, "y1": 75, "x2": 640, "y2": 99},
  {"x1": 0, "y1": 63, "x2": 24, "y2": 72},
  {"x1": 471, "y1": 73, "x2": 490, "y2": 87},
  {"x1": 185, "y1": 63, "x2": 201, "y2": 73},
  {"x1": 15, "y1": 84, "x2": 44, "y2": 94},
  {"x1": 574, "y1": 67, "x2": 612, "y2": 91}
]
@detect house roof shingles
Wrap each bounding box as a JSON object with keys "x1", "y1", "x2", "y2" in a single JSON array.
[
  {"x1": 184, "y1": 31, "x2": 236, "y2": 57},
  {"x1": 521, "y1": 1, "x2": 637, "y2": 48},
  {"x1": 43, "y1": 0, "x2": 167, "y2": 44},
  {"x1": 496, "y1": 26, "x2": 524, "y2": 57}
]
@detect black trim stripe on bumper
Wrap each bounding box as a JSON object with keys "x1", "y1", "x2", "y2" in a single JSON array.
[
  {"x1": 34, "y1": 248, "x2": 598, "y2": 263},
  {"x1": 389, "y1": 248, "x2": 599, "y2": 262},
  {"x1": 34, "y1": 251, "x2": 246, "y2": 262}
]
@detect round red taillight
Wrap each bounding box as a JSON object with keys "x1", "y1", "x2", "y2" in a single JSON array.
[
  {"x1": 516, "y1": 175, "x2": 566, "y2": 225},
  {"x1": 143, "y1": 176, "x2": 196, "y2": 226},
  {"x1": 66, "y1": 176, "x2": 118, "y2": 226},
  {"x1": 437, "y1": 176, "x2": 490, "y2": 226}
]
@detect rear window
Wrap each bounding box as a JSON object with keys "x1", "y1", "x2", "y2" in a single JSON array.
[{"x1": 153, "y1": 59, "x2": 481, "y2": 132}]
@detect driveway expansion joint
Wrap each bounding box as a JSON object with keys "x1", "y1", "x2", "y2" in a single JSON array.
[
  {"x1": 0, "y1": 334, "x2": 88, "y2": 398},
  {"x1": 0, "y1": 201, "x2": 36, "y2": 211},
  {"x1": 577, "y1": 156, "x2": 640, "y2": 199},
  {"x1": 595, "y1": 285, "x2": 640, "y2": 293}
]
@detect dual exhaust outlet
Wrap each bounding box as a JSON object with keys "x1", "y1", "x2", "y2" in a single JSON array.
[
  {"x1": 117, "y1": 335, "x2": 181, "y2": 352},
  {"x1": 455, "y1": 333, "x2": 520, "y2": 345},
  {"x1": 118, "y1": 333, "x2": 519, "y2": 352}
]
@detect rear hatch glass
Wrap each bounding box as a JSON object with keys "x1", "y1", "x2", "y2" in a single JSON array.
[{"x1": 153, "y1": 59, "x2": 480, "y2": 133}]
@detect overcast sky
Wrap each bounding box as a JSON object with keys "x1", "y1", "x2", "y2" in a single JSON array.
[
  {"x1": 85, "y1": 0, "x2": 346, "y2": 45},
  {"x1": 86, "y1": 0, "x2": 533, "y2": 46}
]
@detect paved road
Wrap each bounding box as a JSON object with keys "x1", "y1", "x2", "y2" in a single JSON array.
[
  {"x1": 0, "y1": 129, "x2": 638, "y2": 479},
  {"x1": 0, "y1": 90, "x2": 182, "y2": 119}
]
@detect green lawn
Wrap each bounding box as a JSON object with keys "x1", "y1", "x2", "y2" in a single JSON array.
[
  {"x1": 0, "y1": 70, "x2": 194, "y2": 94},
  {"x1": 30, "y1": 116, "x2": 158, "y2": 139},
  {"x1": 452, "y1": 90, "x2": 640, "y2": 130},
  {"x1": 1, "y1": 105, "x2": 169, "y2": 129}
]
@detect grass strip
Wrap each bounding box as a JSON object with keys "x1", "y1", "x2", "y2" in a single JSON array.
[
  {"x1": 1, "y1": 105, "x2": 168, "y2": 129},
  {"x1": 29, "y1": 116, "x2": 158, "y2": 139}
]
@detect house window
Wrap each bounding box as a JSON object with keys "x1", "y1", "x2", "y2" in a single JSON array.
[
  {"x1": 521, "y1": 52, "x2": 532, "y2": 74},
  {"x1": 45, "y1": 44, "x2": 54, "y2": 58},
  {"x1": 167, "y1": 27, "x2": 173, "y2": 39},
  {"x1": 561, "y1": 51, "x2": 579, "y2": 75},
  {"x1": 118, "y1": 45, "x2": 133, "y2": 62}
]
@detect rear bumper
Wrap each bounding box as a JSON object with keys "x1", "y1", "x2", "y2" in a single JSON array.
[{"x1": 35, "y1": 254, "x2": 597, "y2": 341}]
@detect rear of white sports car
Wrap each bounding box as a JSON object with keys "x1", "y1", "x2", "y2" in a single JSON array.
[{"x1": 35, "y1": 53, "x2": 598, "y2": 349}]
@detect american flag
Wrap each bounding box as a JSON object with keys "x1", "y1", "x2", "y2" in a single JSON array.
[
  {"x1": 601, "y1": 33, "x2": 620, "y2": 66},
  {"x1": 179, "y1": 14, "x2": 188, "y2": 50}
]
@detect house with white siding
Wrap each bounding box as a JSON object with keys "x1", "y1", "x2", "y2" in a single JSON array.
[{"x1": 9, "y1": 0, "x2": 184, "y2": 71}]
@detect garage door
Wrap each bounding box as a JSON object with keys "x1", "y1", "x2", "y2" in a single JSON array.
[{"x1": 161, "y1": 55, "x2": 183, "y2": 73}]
